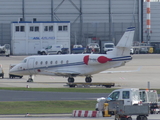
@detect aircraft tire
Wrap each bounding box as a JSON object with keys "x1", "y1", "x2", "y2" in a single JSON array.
[
  {"x1": 27, "y1": 78, "x2": 33, "y2": 82},
  {"x1": 85, "y1": 77, "x2": 92, "y2": 83},
  {"x1": 68, "y1": 77, "x2": 74, "y2": 83}
]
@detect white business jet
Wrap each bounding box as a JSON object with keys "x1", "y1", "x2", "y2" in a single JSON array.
[{"x1": 9, "y1": 27, "x2": 135, "y2": 83}]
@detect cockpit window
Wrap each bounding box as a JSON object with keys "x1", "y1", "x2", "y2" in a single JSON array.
[{"x1": 22, "y1": 59, "x2": 27, "y2": 63}]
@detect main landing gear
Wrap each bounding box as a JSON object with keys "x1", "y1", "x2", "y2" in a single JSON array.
[
  {"x1": 68, "y1": 77, "x2": 75, "y2": 83},
  {"x1": 27, "y1": 75, "x2": 34, "y2": 82},
  {"x1": 67, "y1": 76, "x2": 92, "y2": 83}
]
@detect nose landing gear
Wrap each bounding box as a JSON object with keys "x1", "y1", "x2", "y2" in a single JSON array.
[{"x1": 27, "y1": 75, "x2": 34, "y2": 82}]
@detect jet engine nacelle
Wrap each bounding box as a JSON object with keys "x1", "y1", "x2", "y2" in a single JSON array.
[{"x1": 83, "y1": 55, "x2": 112, "y2": 65}]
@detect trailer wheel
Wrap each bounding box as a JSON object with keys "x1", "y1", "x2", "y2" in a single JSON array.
[
  {"x1": 136, "y1": 115, "x2": 147, "y2": 120},
  {"x1": 104, "y1": 85, "x2": 111, "y2": 88},
  {"x1": 127, "y1": 117, "x2": 132, "y2": 120}
]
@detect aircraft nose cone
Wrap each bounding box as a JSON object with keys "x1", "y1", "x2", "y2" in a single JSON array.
[
  {"x1": 97, "y1": 56, "x2": 112, "y2": 63},
  {"x1": 9, "y1": 66, "x2": 18, "y2": 75}
]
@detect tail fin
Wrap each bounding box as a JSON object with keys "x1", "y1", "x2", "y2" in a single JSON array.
[{"x1": 109, "y1": 27, "x2": 135, "y2": 57}]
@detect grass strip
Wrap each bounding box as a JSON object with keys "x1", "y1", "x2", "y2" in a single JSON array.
[
  {"x1": 0, "y1": 87, "x2": 160, "y2": 94},
  {"x1": 0, "y1": 100, "x2": 96, "y2": 114},
  {"x1": 0, "y1": 87, "x2": 116, "y2": 93}
]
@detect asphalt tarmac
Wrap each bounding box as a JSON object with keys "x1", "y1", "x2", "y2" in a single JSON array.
[
  {"x1": 0, "y1": 54, "x2": 160, "y2": 120},
  {"x1": 0, "y1": 54, "x2": 160, "y2": 89}
]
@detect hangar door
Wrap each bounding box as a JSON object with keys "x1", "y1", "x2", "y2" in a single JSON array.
[
  {"x1": 28, "y1": 41, "x2": 41, "y2": 54},
  {"x1": 13, "y1": 41, "x2": 26, "y2": 54}
]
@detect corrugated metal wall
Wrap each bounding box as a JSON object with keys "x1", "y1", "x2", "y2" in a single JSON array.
[
  {"x1": 0, "y1": 0, "x2": 139, "y2": 48},
  {"x1": 143, "y1": 2, "x2": 160, "y2": 43}
]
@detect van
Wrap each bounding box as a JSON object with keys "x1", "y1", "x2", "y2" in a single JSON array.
[
  {"x1": 9, "y1": 64, "x2": 23, "y2": 78},
  {"x1": 107, "y1": 88, "x2": 141, "y2": 105},
  {"x1": 86, "y1": 43, "x2": 100, "y2": 53},
  {"x1": 0, "y1": 64, "x2": 4, "y2": 78},
  {"x1": 103, "y1": 43, "x2": 115, "y2": 54},
  {"x1": 37, "y1": 44, "x2": 69, "y2": 55}
]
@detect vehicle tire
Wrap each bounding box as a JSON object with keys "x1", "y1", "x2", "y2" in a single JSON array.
[
  {"x1": 20, "y1": 76, "x2": 23, "y2": 79},
  {"x1": 104, "y1": 85, "x2": 111, "y2": 88},
  {"x1": 69, "y1": 85, "x2": 75, "y2": 87},
  {"x1": 127, "y1": 117, "x2": 132, "y2": 120},
  {"x1": 57, "y1": 51, "x2": 61, "y2": 54},
  {"x1": 42, "y1": 51, "x2": 46, "y2": 55}
]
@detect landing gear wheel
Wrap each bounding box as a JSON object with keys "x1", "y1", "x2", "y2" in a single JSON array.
[
  {"x1": 85, "y1": 77, "x2": 92, "y2": 83},
  {"x1": 27, "y1": 78, "x2": 33, "y2": 82},
  {"x1": 68, "y1": 77, "x2": 74, "y2": 83}
]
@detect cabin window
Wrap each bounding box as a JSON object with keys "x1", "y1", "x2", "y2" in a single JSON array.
[
  {"x1": 45, "y1": 61, "x2": 48, "y2": 65},
  {"x1": 55, "y1": 61, "x2": 57, "y2": 64},
  {"x1": 108, "y1": 91, "x2": 120, "y2": 100},
  {"x1": 15, "y1": 26, "x2": 25, "y2": 32},
  {"x1": 49, "y1": 26, "x2": 53, "y2": 31},
  {"x1": 40, "y1": 61, "x2": 43, "y2": 65},
  {"x1": 63, "y1": 25, "x2": 68, "y2": 31},
  {"x1": 35, "y1": 61, "x2": 38, "y2": 65},
  {"x1": 66, "y1": 60, "x2": 69, "y2": 64},
  {"x1": 61, "y1": 60, "x2": 63, "y2": 64},
  {"x1": 22, "y1": 59, "x2": 27, "y2": 63},
  {"x1": 122, "y1": 91, "x2": 130, "y2": 99},
  {"x1": 44, "y1": 25, "x2": 53, "y2": 32},
  {"x1": 50, "y1": 61, "x2": 53, "y2": 64},
  {"x1": 58, "y1": 25, "x2": 68, "y2": 31}
]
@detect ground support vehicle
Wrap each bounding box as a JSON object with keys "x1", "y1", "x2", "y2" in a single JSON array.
[
  {"x1": 0, "y1": 44, "x2": 10, "y2": 57},
  {"x1": 103, "y1": 43, "x2": 115, "y2": 54},
  {"x1": 9, "y1": 64, "x2": 23, "y2": 79},
  {"x1": 86, "y1": 43, "x2": 100, "y2": 54},
  {"x1": 139, "y1": 90, "x2": 160, "y2": 114},
  {"x1": 37, "y1": 44, "x2": 69, "y2": 55},
  {"x1": 95, "y1": 88, "x2": 142, "y2": 113},
  {"x1": 108, "y1": 100, "x2": 149, "y2": 120},
  {"x1": 66, "y1": 82, "x2": 115, "y2": 88},
  {"x1": 0, "y1": 65, "x2": 4, "y2": 78},
  {"x1": 71, "y1": 45, "x2": 85, "y2": 54}
]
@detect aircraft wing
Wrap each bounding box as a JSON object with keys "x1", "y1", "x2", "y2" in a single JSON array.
[
  {"x1": 100, "y1": 67, "x2": 141, "y2": 74},
  {"x1": 44, "y1": 70, "x2": 80, "y2": 77}
]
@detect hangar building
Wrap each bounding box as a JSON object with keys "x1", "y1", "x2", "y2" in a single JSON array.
[{"x1": 0, "y1": 0, "x2": 159, "y2": 54}]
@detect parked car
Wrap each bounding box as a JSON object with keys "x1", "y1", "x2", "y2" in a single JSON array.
[
  {"x1": 9, "y1": 64, "x2": 23, "y2": 79},
  {"x1": 0, "y1": 65, "x2": 4, "y2": 78},
  {"x1": 71, "y1": 45, "x2": 86, "y2": 54},
  {"x1": 86, "y1": 43, "x2": 100, "y2": 54},
  {"x1": 130, "y1": 48, "x2": 134, "y2": 55},
  {"x1": 103, "y1": 43, "x2": 115, "y2": 54},
  {"x1": 37, "y1": 44, "x2": 69, "y2": 55}
]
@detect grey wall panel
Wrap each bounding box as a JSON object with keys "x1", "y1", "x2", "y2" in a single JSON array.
[
  {"x1": 25, "y1": 15, "x2": 51, "y2": 21},
  {"x1": 0, "y1": 15, "x2": 23, "y2": 23},
  {"x1": 25, "y1": 0, "x2": 51, "y2": 14},
  {"x1": 53, "y1": 0, "x2": 80, "y2": 14},
  {"x1": 83, "y1": 14, "x2": 108, "y2": 23},
  {"x1": 0, "y1": 0, "x2": 22, "y2": 14},
  {"x1": 83, "y1": 0, "x2": 108, "y2": 13}
]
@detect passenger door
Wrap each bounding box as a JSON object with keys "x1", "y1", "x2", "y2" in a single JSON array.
[
  {"x1": 122, "y1": 91, "x2": 132, "y2": 105},
  {"x1": 27, "y1": 58, "x2": 36, "y2": 74}
]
